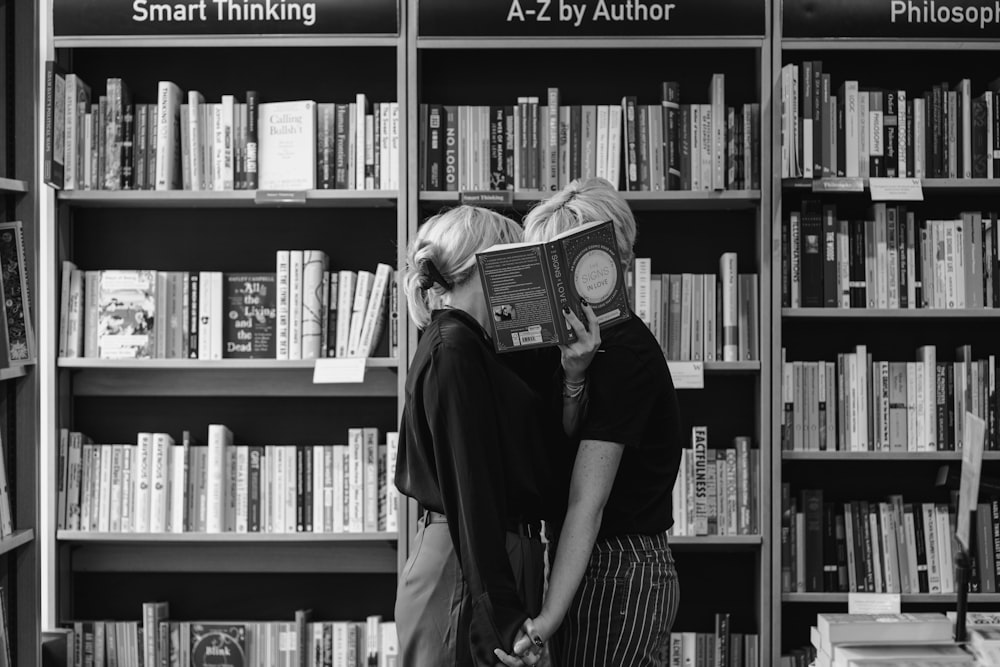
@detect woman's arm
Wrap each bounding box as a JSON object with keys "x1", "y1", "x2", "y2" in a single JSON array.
[{"x1": 559, "y1": 303, "x2": 601, "y2": 436}]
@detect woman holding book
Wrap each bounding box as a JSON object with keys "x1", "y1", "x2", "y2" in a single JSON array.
[
  {"x1": 497, "y1": 177, "x2": 684, "y2": 667},
  {"x1": 393, "y1": 205, "x2": 601, "y2": 667}
]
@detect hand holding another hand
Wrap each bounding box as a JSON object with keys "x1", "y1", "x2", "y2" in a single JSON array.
[{"x1": 493, "y1": 615, "x2": 557, "y2": 667}]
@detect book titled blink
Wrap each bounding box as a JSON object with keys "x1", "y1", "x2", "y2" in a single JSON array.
[
  {"x1": 476, "y1": 219, "x2": 630, "y2": 353},
  {"x1": 224, "y1": 274, "x2": 276, "y2": 359},
  {"x1": 190, "y1": 624, "x2": 247, "y2": 667}
]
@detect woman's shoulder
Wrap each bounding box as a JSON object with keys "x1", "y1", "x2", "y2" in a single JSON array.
[{"x1": 420, "y1": 310, "x2": 492, "y2": 358}]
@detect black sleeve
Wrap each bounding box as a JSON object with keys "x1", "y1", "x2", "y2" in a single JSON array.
[
  {"x1": 579, "y1": 345, "x2": 658, "y2": 447},
  {"x1": 423, "y1": 345, "x2": 527, "y2": 663}
]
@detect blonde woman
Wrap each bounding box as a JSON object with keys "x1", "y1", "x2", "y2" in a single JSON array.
[
  {"x1": 498, "y1": 178, "x2": 683, "y2": 667},
  {"x1": 393, "y1": 205, "x2": 600, "y2": 667}
]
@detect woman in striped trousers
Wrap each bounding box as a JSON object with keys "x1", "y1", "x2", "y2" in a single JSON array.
[{"x1": 497, "y1": 178, "x2": 684, "y2": 667}]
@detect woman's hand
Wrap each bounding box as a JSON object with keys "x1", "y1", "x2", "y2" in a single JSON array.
[
  {"x1": 559, "y1": 300, "x2": 601, "y2": 383},
  {"x1": 493, "y1": 615, "x2": 559, "y2": 667}
]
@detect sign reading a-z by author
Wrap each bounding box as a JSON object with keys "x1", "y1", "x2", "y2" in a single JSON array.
[
  {"x1": 53, "y1": 0, "x2": 398, "y2": 37},
  {"x1": 419, "y1": 0, "x2": 765, "y2": 37},
  {"x1": 785, "y1": 0, "x2": 1000, "y2": 38}
]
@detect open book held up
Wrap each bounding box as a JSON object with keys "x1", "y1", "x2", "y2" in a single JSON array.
[{"x1": 476, "y1": 219, "x2": 631, "y2": 353}]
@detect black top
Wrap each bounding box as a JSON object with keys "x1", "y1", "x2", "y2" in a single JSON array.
[
  {"x1": 394, "y1": 309, "x2": 555, "y2": 664},
  {"x1": 577, "y1": 313, "x2": 684, "y2": 539}
]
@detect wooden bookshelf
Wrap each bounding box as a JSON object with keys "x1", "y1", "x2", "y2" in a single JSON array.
[
  {"x1": 783, "y1": 451, "x2": 1000, "y2": 461},
  {"x1": 0, "y1": 366, "x2": 28, "y2": 383},
  {"x1": 57, "y1": 189, "x2": 400, "y2": 208},
  {"x1": 57, "y1": 357, "x2": 399, "y2": 369},
  {"x1": 784, "y1": 593, "x2": 1000, "y2": 604},
  {"x1": 783, "y1": 177, "x2": 1000, "y2": 193},
  {"x1": 0, "y1": 177, "x2": 27, "y2": 193},
  {"x1": 57, "y1": 530, "x2": 397, "y2": 543},
  {"x1": 783, "y1": 308, "x2": 1000, "y2": 319},
  {"x1": 419, "y1": 190, "x2": 762, "y2": 211},
  {"x1": 0, "y1": 529, "x2": 35, "y2": 557}
]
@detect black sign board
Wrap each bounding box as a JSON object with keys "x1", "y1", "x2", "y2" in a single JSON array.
[
  {"x1": 785, "y1": 0, "x2": 1000, "y2": 39},
  {"x1": 54, "y1": 0, "x2": 398, "y2": 37},
  {"x1": 419, "y1": 0, "x2": 766, "y2": 37}
]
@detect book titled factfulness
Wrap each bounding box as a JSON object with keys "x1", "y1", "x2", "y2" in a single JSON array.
[{"x1": 476, "y1": 219, "x2": 630, "y2": 353}]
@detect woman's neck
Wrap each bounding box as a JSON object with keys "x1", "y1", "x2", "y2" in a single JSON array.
[{"x1": 442, "y1": 286, "x2": 490, "y2": 335}]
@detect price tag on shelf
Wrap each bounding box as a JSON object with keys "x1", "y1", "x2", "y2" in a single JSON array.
[
  {"x1": 811, "y1": 178, "x2": 864, "y2": 193},
  {"x1": 848, "y1": 593, "x2": 901, "y2": 615},
  {"x1": 459, "y1": 190, "x2": 513, "y2": 207},
  {"x1": 869, "y1": 178, "x2": 924, "y2": 202},
  {"x1": 313, "y1": 358, "x2": 366, "y2": 384},
  {"x1": 667, "y1": 361, "x2": 704, "y2": 390},
  {"x1": 255, "y1": 190, "x2": 308, "y2": 205}
]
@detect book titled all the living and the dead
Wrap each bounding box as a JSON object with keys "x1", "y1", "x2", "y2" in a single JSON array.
[{"x1": 476, "y1": 219, "x2": 630, "y2": 353}]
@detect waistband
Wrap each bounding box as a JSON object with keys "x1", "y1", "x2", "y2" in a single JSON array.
[
  {"x1": 592, "y1": 531, "x2": 671, "y2": 554},
  {"x1": 423, "y1": 510, "x2": 541, "y2": 540}
]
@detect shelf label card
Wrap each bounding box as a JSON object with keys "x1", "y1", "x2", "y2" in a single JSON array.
[
  {"x1": 848, "y1": 593, "x2": 902, "y2": 615},
  {"x1": 419, "y1": 0, "x2": 765, "y2": 37},
  {"x1": 459, "y1": 190, "x2": 514, "y2": 207},
  {"x1": 811, "y1": 177, "x2": 865, "y2": 193},
  {"x1": 784, "y1": 0, "x2": 1000, "y2": 39},
  {"x1": 54, "y1": 0, "x2": 398, "y2": 38},
  {"x1": 313, "y1": 358, "x2": 367, "y2": 384},
  {"x1": 869, "y1": 177, "x2": 924, "y2": 201},
  {"x1": 255, "y1": 190, "x2": 308, "y2": 205},
  {"x1": 667, "y1": 361, "x2": 704, "y2": 389}
]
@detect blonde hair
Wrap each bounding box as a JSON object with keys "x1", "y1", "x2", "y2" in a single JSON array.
[
  {"x1": 523, "y1": 177, "x2": 636, "y2": 269},
  {"x1": 404, "y1": 205, "x2": 523, "y2": 329}
]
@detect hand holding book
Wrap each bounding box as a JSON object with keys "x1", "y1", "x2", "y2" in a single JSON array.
[{"x1": 560, "y1": 299, "x2": 601, "y2": 384}]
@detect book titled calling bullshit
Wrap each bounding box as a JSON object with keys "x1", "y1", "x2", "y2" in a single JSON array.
[{"x1": 476, "y1": 219, "x2": 631, "y2": 353}]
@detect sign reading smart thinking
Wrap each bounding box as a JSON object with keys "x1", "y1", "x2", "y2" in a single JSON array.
[{"x1": 53, "y1": 0, "x2": 398, "y2": 37}]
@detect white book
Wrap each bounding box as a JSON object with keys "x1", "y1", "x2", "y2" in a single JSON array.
[
  {"x1": 363, "y1": 428, "x2": 380, "y2": 533},
  {"x1": 206, "y1": 424, "x2": 233, "y2": 533},
  {"x1": 285, "y1": 445, "x2": 297, "y2": 534},
  {"x1": 355, "y1": 94, "x2": 368, "y2": 190},
  {"x1": 276, "y1": 250, "x2": 291, "y2": 360},
  {"x1": 914, "y1": 98, "x2": 926, "y2": 178},
  {"x1": 134, "y1": 433, "x2": 153, "y2": 533},
  {"x1": 211, "y1": 271, "x2": 223, "y2": 360},
  {"x1": 346, "y1": 270, "x2": 374, "y2": 358},
  {"x1": 595, "y1": 105, "x2": 609, "y2": 182},
  {"x1": 120, "y1": 445, "x2": 134, "y2": 533},
  {"x1": 301, "y1": 250, "x2": 328, "y2": 360},
  {"x1": 198, "y1": 271, "x2": 213, "y2": 360},
  {"x1": 187, "y1": 91, "x2": 205, "y2": 190},
  {"x1": 149, "y1": 433, "x2": 173, "y2": 533},
  {"x1": 389, "y1": 102, "x2": 399, "y2": 190},
  {"x1": 64, "y1": 74, "x2": 90, "y2": 190},
  {"x1": 607, "y1": 104, "x2": 622, "y2": 190},
  {"x1": 719, "y1": 253, "x2": 738, "y2": 361},
  {"x1": 108, "y1": 444, "x2": 123, "y2": 533},
  {"x1": 258, "y1": 100, "x2": 317, "y2": 190},
  {"x1": 692, "y1": 426, "x2": 708, "y2": 535},
  {"x1": 289, "y1": 250, "x2": 304, "y2": 360},
  {"x1": 935, "y1": 503, "x2": 954, "y2": 593},
  {"x1": 710, "y1": 73, "x2": 726, "y2": 190},
  {"x1": 917, "y1": 345, "x2": 937, "y2": 451},
  {"x1": 313, "y1": 446, "x2": 325, "y2": 533},
  {"x1": 356, "y1": 263, "x2": 393, "y2": 358},
  {"x1": 634, "y1": 258, "x2": 652, "y2": 329},
  {"x1": 859, "y1": 91, "x2": 870, "y2": 177},
  {"x1": 155, "y1": 81, "x2": 183, "y2": 190},
  {"x1": 235, "y1": 445, "x2": 249, "y2": 533},
  {"x1": 959, "y1": 78, "x2": 972, "y2": 179},
  {"x1": 169, "y1": 445, "x2": 185, "y2": 533},
  {"x1": 906, "y1": 362, "x2": 918, "y2": 452},
  {"x1": 923, "y1": 502, "x2": 941, "y2": 592},
  {"x1": 83, "y1": 111, "x2": 93, "y2": 189},
  {"x1": 66, "y1": 433, "x2": 84, "y2": 531},
  {"x1": 348, "y1": 428, "x2": 365, "y2": 532},
  {"x1": 333, "y1": 444, "x2": 346, "y2": 533},
  {"x1": 385, "y1": 432, "x2": 399, "y2": 533},
  {"x1": 218, "y1": 94, "x2": 235, "y2": 190},
  {"x1": 704, "y1": 274, "x2": 716, "y2": 361},
  {"x1": 335, "y1": 271, "x2": 356, "y2": 358}
]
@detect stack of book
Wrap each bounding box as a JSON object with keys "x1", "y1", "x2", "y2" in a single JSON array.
[
  {"x1": 668, "y1": 614, "x2": 759, "y2": 666},
  {"x1": 780, "y1": 61, "x2": 1000, "y2": 181},
  {"x1": 781, "y1": 345, "x2": 999, "y2": 453},
  {"x1": 58, "y1": 256, "x2": 397, "y2": 360},
  {"x1": 782, "y1": 201, "x2": 1000, "y2": 309},
  {"x1": 43, "y1": 66, "x2": 399, "y2": 192},
  {"x1": 56, "y1": 425, "x2": 400, "y2": 535},
  {"x1": 419, "y1": 74, "x2": 760, "y2": 193},
  {"x1": 669, "y1": 427, "x2": 759, "y2": 537},
  {"x1": 631, "y1": 253, "x2": 759, "y2": 363}
]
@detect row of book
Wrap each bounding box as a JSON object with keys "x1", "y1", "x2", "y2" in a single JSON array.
[
  {"x1": 67, "y1": 603, "x2": 397, "y2": 667},
  {"x1": 418, "y1": 75, "x2": 761, "y2": 194},
  {"x1": 783, "y1": 202, "x2": 1000, "y2": 310},
  {"x1": 56, "y1": 426, "x2": 400, "y2": 535},
  {"x1": 668, "y1": 428, "x2": 759, "y2": 537},
  {"x1": 43, "y1": 66, "x2": 400, "y2": 192},
  {"x1": 667, "y1": 615, "x2": 759, "y2": 667},
  {"x1": 58, "y1": 258, "x2": 397, "y2": 361},
  {"x1": 780, "y1": 60, "x2": 1000, "y2": 180},
  {"x1": 783, "y1": 488, "x2": 975, "y2": 595},
  {"x1": 781, "y1": 345, "x2": 999, "y2": 453}
]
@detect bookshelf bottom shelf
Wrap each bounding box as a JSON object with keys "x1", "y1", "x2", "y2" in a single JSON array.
[{"x1": 783, "y1": 593, "x2": 1000, "y2": 604}]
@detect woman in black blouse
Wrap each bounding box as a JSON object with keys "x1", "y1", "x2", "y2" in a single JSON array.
[{"x1": 393, "y1": 205, "x2": 600, "y2": 667}]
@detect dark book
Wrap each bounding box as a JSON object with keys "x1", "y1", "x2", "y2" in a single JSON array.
[
  {"x1": 910, "y1": 503, "x2": 928, "y2": 592},
  {"x1": 317, "y1": 103, "x2": 335, "y2": 189},
  {"x1": 417, "y1": 103, "x2": 428, "y2": 190},
  {"x1": 836, "y1": 87, "x2": 847, "y2": 177},
  {"x1": 799, "y1": 200, "x2": 824, "y2": 308},
  {"x1": 936, "y1": 363, "x2": 948, "y2": 451},
  {"x1": 946, "y1": 363, "x2": 956, "y2": 450},
  {"x1": 781, "y1": 483, "x2": 792, "y2": 592},
  {"x1": 443, "y1": 105, "x2": 458, "y2": 192},
  {"x1": 121, "y1": 103, "x2": 136, "y2": 189},
  {"x1": 248, "y1": 445, "x2": 262, "y2": 533},
  {"x1": 680, "y1": 104, "x2": 692, "y2": 190},
  {"x1": 812, "y1": 61, "x2": 823, "y2": 178},
  {"x1": 859, "y1": 500, "x2": 875, "y2": 592},
  {"x1": 334, "y1": 102, "x2": 350, "y2": 189},
  {"x1": 490, "y1": 105, "x2": 506, "y2": 191},
  {"x1": 426, "y1": 104, "x2": 443, "y2": 191},
  {"x1": 973, "y1": 94, "x2": 989, "y2": 179},
  {"x1": 781, "y1": 216, "x2": 791, "y2": 308},
  {"x1": 884, "y1": 89, "x2": 898, "y2": 178},
  {"x1": 849, "y1": 219, "x2": 866, "y2": 307},
  {"x1": 303, "y1": 443, "x2": 313, "y2": 532},
  {"x1": 296, "y1": 445, "x2": 305, "y2": 532},
  {"x1": 622, "y1": 96, "x2": 639, "y2": 191},
  {"x1": 135, "y1": 104, "x2": 148, "y2": 190},
  {"x1": 932, "y1": 85, "x2": 943, "y2": 178},
  {"x1": 222, "y1": 274, "x2": 276, "y2": 359},
  {"x1": 504, "y1": 106, "x2": 515, "y2": 190},
  {"x1": 637, "y1": 104, "x2": 650, "y2": 191},
  {"x1": 801, "y1": 489, "x2": 824, "y2": 591},
  {"x1": 906, "y1": 97, "x2": 915, "y2": 178},
  {"x1": 570, "y1": 105, "x2": 582, "y2": 183},
  {"x1": 662, "y1": 82, "x2": 681, "y2": 190},
  {"x1": 43, "y1": 60, "x2": 68, "y2": 188},
  {"x1": 835, "y1": 509, "x2": 849, "y2": 591},
  {"x1": 822, "y1": 204, "x2": 838, "y2": 308},
  {"x1": 897, "y1": 207, "x2": 908, "y2": 308},
  {"x1": 822, "y1": 502, "x2": 839, "y2": 591},
  {"x1": 188, "y1": 272, "x2": 199, "y2": 359},
  {"x1": 820, "y1": 72, "x2": 832, "y2": 177},
  {"x1": 0, "y1": 221, "x2": 34, "y2": 364},
  {"x1": 190, "y1": 624, "x2": 246, "y2": 667},
  {"x1": 801, "y1": 61, "x2": 813, "y2": 177},
  {"x1": 714, "y1": 612, "x2": 731, "y2": 667},
  {"x1": 476, "y1": 219, "x2": 630, "y2": 353}
]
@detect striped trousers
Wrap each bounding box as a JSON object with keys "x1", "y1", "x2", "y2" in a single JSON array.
[{"x1": 551, "y1": 532, "x2": 679, "y2": 667}]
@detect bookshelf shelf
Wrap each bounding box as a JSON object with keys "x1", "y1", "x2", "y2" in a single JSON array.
[
  {"x1": 53, "y1": 35, "x2": 402, "y2": 49},
  {"x1": 416, "y1": 37, "x2": 766, "y2": 50},
  {"x1": 419, "y1": 190, "x2": 761, "y2": 211},
  {"x1": 783, "y1": 451, "x2": 1000, "y2": 461},
  {"x1": 783, "y1": 593, "x2": 1000, "y2": 603},
  {"x1": 56, "y1": 189, "x2": 400, "y2": 208},
  {"x1": 703, "y1": 361, "x2": 761, "y2": 373},
  {"x1": 0, "y1": 365, "x2": 28, "y2": 382},
  {"x1": 783, "y1": 178, "x2": 1000, "y2": 194},
  {"x1": 782, "y1": 39, "x2": 1000, "y2": 51},
  {"x1": 57, "y1": 530, "x2": 397, "y2": 543},
  {"x1": 782, "y1": 308, "x2": 1000, "y2": 320},
  {"x1": 0, "y1": 529, "x2": 35, "y2": 557},
  {"x1": 668, "y1": 535, "x2": 762, "y2": 550},
  {"x1": 57, "y1": 357, "x2": 399, "y2": 370},
  {"x1": 0, "y1": 177, "x2": 28, "y2": 193}
]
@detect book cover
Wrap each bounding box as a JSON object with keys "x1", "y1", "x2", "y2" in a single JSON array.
[
  {"x1": 223, "y1": 274, "x2": 276, "y2": 359},
  {"x1": 97, "y1": 269, "x2": 155, "y2": 360},
  {"x1": 258, "y1": 100, "x2": 316, "y2": 190},
  {"x1": 476, "y1": 219, "x2": 630, "y2": 353},
  {"x1": 190, "y1": 624, "x2": 246, "y2": 667}
]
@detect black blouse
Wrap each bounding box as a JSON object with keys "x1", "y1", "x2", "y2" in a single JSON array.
[{"x1": 394, "y1": 309, "x2": 554, "y2": 663}]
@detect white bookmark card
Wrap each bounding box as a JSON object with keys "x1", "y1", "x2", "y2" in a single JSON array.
[
  {"x1": 313, "y1": 358, "x2": 366, "y2": 384},
  {"x1": 869, "y1": 178, "x2": 924, "y2": 201},
  {"x1": 667, "y1": 361, "x2": 704, "y2": 390}
]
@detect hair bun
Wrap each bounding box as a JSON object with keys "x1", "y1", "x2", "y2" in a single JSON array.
[{"x1": 417, "y1": 257, "x2": 452, "y2": 291}]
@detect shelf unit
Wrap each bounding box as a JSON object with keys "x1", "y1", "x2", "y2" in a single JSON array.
[
  {"x1": 772, "y1": 0, "x2": 1000, "y2": 657},
  {"x1": 408, "y1": 2, "x2": 774, "y2": 660},
  {"x1": 0, "y1": 0, "x2": 40, "y2": 664},
  {"x1": 41, "y1": 0, "x2": 411, "y2": 631}
]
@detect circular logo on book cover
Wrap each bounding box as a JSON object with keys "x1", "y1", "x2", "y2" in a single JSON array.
[
  {"x1": 191, "y1": 629, "x2": 246, "y2": 667},
  {"x1": 574, "y1": 248, "x2": 617, "y2": 304}
]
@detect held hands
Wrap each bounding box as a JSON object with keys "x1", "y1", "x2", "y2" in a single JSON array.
[
  {"x1": 493, "y1": 616, "x2": 552, "y2": 667},
  {"x1": 559, "y1": 299, "x2": 601, "y2": 383}
]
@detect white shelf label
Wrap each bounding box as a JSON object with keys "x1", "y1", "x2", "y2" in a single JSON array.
[
  {"x1": 313, "y1": 358, "x2": 366, "y2": 384},
  {"x1": 848, "y1": 592, "x2": 901, "y2": 615},
  {"x1": 667, "y1": 361, "x2": 704, "y2": 390},
  {"x1": 869, "y1": 178, "x2": 924, "y2": 202}
]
